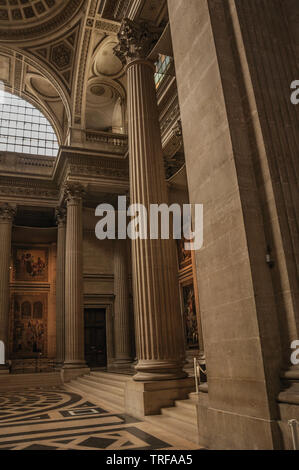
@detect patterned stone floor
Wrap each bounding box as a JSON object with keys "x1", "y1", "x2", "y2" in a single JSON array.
[{"x1": 0, "y1": 388, "x2": 201, "y2": 450}]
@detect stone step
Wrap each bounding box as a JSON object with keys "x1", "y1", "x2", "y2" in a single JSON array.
[
  {"x1": 161, "y1": 404, "x2": 197, "y2": 426},
  {"x1": 145, "y1": 414, "x2": 199, "y2": 445},
  {"x1": 69, "y1": 378, "x2": 124, "y2": 408},
  {"x1": 0, "y1": 372, "x2": 62, "y2": 391},
  {"x1": 88, "y1": 373, "x2": 128, "y2": 389},
  {"x1": 78, "y1": 375, "x2": 124, "y2": 397},
  {"x1": 90, "y1": 371, "x2": 131, "y2": 383},
  {"x1": 174, "y1": 399, "x2": 197, "y2": 411},
  {"x1": 67, "y1": 380, "x2": 124, "y2": 411},
  {"x1": 64, "y1": 383, "x2": 123, "y2": 413}
]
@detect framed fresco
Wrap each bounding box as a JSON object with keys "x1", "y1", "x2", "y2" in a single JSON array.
[
  {"x1": 9, "y1": 292, "x2": 48, "y2": 358},
  {"x1": 12, "y1": 246, "x2": 48, "y2": 282},
  {"x1": 177, "y1": 237, "x2": 192, "y2": 270},
  {"x1": 182, "y1": 283, "x2": 199, "y2": 350}
]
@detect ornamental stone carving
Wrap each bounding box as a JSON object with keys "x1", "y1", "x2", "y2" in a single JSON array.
[
  {"x1": 0, "y1": 203, "x2": 16, "y2": 222},
  {"x1": 55, "y1": 207, "x2": 67, "y2": 226},
  {"x1": 63, "y1": 182, "x2": 86, "y2": 205},
  {"x1": 114, "y1": 18, "x2": 161, "y2": 64}
]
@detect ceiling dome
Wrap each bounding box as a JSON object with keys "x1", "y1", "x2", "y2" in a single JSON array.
[{"x1": 0, "y1": 0, "x2": 84, "y2": 41}]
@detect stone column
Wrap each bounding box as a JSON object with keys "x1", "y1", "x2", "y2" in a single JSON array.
[
  {"x1": 63, "y1": 183, "x2": 87, "y2": 372},
  {"x1": 0, "y1": 203, "x2": 15, "y2": 371},
  {"x1": 113, "y1": 239, "x2": 132, "y2": 367},
  {"x1": 55, "y1": 208, "x2": 66, "y2": 369},
  {"x1": 115, "y1": 19, "x2": 186, "y2": 381}
]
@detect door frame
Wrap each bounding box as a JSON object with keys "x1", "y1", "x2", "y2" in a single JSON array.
[{"x1": 84, "y1": 294, "x2": 115, "y2": 367}]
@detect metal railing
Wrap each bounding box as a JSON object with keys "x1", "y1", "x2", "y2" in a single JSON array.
[{"x1": 288, "y1": 419, "x2": 299, "y2": 450}]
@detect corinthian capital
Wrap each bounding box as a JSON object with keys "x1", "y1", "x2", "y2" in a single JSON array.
[
  {"x1": 64, "y1": 182, "x2": 86, "y2": 205},
  {"x1": 55, "y1": 207, "x2": 66, "y2": 226},
  {"x1": 114, "y1": 18, "x2": 161, "y2": 64},
  {"x1": 0, "y1": 203, "x2": 16, "y2": 222}
]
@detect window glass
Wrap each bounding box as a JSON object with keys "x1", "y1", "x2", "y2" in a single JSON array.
[{"x1": 0, "y1": 91, "x2": 59, "y2": 157}]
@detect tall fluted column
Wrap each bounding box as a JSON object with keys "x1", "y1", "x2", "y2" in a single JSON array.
[
  {"x1": 0, "y1": 204, "x2": 15, "y2": 370},
  {"x1": 63, "y1": 183, "x2": 86, "y2": 369},
  {"x1": 115, "y1": 19, "x2": 186, "y2": 381},
  {"x1": 113, "y1": 239, "x2": 132, "y2": 367},
  {"x1": 55, "y1": 208, "x2": 66, "y2": 368}
]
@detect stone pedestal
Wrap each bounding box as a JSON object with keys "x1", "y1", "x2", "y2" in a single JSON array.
[
  {"x1": 55, "y1": 208, "x2": 66, "y2": 369},
  {"x1": 115, "y1": 18, "x2": 186, "y2": 382},
  {"x1": 63, "y1": 183, "x2": 88, "y2": 370},
  {"x1": 113, "y1": 240, "x2": 132, "y2": 367},
  {"x1": 0, "y1": 204, "x2": 15, "y2": 373},
  {"x1": 124, "y1": 377, "x2": 195, "y2": 418}
]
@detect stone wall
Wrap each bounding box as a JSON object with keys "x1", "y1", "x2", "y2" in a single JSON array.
[{"x1": 167, "y1": 0, "x2": 299, "y2": 449}]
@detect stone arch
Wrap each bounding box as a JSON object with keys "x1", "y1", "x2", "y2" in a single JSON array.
[{"x1": 0, "y1": 46, "x2": 72, "y2": 145}]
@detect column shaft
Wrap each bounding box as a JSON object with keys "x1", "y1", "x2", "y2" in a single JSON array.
[
  {"x1": 0, "y1": 204, "x2": 15, "y2": 366},
  {"x1": 55, "y1": 209, "x2": 66, "y2": 367},
  {"x1": 127, "y1": 60, "x2": 186, "y2": 380},
  {"x1": 63, "y1": 185, "x2": 86, "y2": 368},
  {"x1": 113, "y1": 240, "x2": 132, "y2": 366}
]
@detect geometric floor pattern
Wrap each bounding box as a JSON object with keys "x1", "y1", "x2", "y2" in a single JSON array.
[{"x1": 0, "y1": 388, "x2": 200, "y2": 450}]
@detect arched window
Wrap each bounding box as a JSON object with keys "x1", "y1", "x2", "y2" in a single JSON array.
[
  {"x1": 0, "y1": 91, "x2": 59, "y2": 157},
  {"x1": 21, "y1": 301, "x2": 31, "y2": 319},
  {"x1": 33, "y1": 302, "x2": 43, "y2": 319}
]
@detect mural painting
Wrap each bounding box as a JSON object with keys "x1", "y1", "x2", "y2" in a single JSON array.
[
  {"x1": 177, "y1": 237, "x2": 191, "y2": 270},
  {"x1": 10, "y1": 293, "x2": 47, "y2": 357},
  {"x1": 13, "y1": 247, "x2": 48, "y2": 282},
  {"x1": 182, "y1": 284, "x2": 199, "y2": 349}
]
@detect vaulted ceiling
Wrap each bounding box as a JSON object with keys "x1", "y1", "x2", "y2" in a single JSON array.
[{"x1": 0, "y1": 0, "x2": 84, "y2": 42}]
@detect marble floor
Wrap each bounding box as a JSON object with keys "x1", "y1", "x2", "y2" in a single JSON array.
[{"x1": 0, "y1": 387, "x2": 202, "y2": 450}]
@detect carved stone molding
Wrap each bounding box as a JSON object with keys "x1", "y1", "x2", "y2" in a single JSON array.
[
  {"x1": 114, "y1": 18, "x2": 161, "y2": 64},
  {"x1": 0, "y1": 183, "x2": 58, "y2": 201},
  {"x1": 85, "y1": 131, "x2": 128, "y2": 147},
  {"x1": 68, "y1": 164, "x2": 129, "y2": 180},
  {"x1": 0, "y1": 203, "x2": 16, "y2": 222}
]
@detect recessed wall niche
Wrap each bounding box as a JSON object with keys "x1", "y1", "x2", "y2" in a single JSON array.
[{"x1": 85, "y1": 80, "x2": 125, "y2": 134}]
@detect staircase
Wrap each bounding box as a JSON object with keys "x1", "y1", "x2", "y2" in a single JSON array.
[
  {"x1": 145, "y1": 393, "x2": 199, "y2": 445},
  {"x1": 64, "y1": 371, "x2": 131, "y2": 412}
]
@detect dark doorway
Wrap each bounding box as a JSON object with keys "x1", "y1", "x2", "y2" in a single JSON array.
[{"x1": 84, "y1": 308, "x2": 107, "y2": 368}]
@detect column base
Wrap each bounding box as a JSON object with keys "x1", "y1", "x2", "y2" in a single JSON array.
[
  {"x1": 62, "y1": 360, "x2": 87, "y2": 369},
  {"x1": 124, "y1": 377, "x2": 195, "y2": 418},
  {"x1": 133, "y1": 359, "x2": 187, "y2": 381},
  {"x1": 54, "y1": 361, "x2": 63, "y2": 371},
  {"x1": 112, "y1": 359, "x2": 134, "y2": 370}
]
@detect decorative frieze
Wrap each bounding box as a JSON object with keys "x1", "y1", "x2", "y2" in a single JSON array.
[
  {"x1": 0, "y1": 184, "x2": 58, "y2": 201},
  {"x1": 68, "y1": 164, "x2": 129, "y2": 180},
  {"x1": 95, "y1": 20, "x2": 120, "y2": 34}
]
